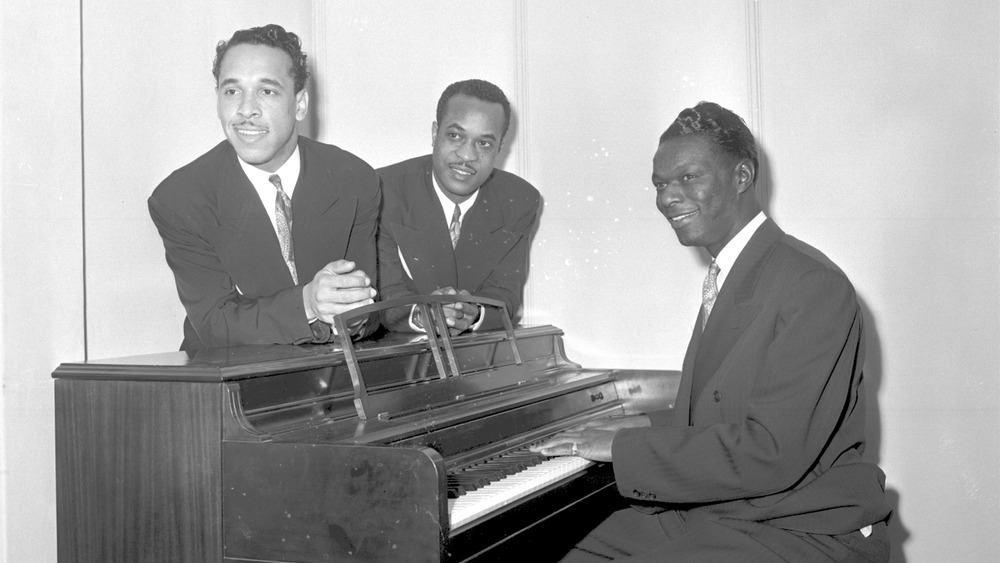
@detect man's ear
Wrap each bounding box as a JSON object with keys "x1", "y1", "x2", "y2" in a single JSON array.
[
  {"x1": 431, "y1": 121, "x2": 439, "y2": 146},
  {"x1": 735, "y1": 158, "x2": 755, "y2": 194}
]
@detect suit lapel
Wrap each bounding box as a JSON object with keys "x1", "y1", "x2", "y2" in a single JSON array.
[
  {"x1": 291, "y1": 138, "x2": 356, "y2": 280},
  {"x1": 690, "y1": 220, "x2": 784, "y2": 406},
  {"x1": 454, "y1": 178, "x2": 523, "y2": 290},
  {"x1": 391, "y1": 161, "x2": 458, "y2": 291},
  {"x1": 674, "y1": 312, "x2": 703, "y2": 424},
  {"x1": 210, "y1": 146, "x2": 292, "y2": 294}
]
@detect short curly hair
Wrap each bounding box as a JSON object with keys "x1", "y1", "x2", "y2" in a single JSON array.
[
  {"x1": 436, "y1": 79, "x2": 512, "y2": 139},
  {"x1": 659, "y1": 101, "x2": 758, "y2": 179},
  {"x1": 212, "y1": 24, "x2": 310, "y2": 93}
]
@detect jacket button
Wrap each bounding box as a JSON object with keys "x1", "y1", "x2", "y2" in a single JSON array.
[
  {"x1": 633, "y1": 489, "x2": 642, "y2": 498},
  {"x1": 713, "y1": 390, "x2": 721, "y2": 402}
]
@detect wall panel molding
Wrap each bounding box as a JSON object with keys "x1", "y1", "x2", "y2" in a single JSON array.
[
  {"x1": 513, "y1": 0, "x2": 536, "y2": 324},
  {"x1": 744, "y1": 0, "x2": 769, "y2": 208}
]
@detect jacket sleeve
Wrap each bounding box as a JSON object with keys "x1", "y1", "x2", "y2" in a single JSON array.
[{"x1": 148, "y1": 192, "x2": 315, "y2": 349}]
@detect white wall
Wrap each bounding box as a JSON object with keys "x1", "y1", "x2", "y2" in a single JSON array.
[
  {"x1": 1, "y1": 2, "x2": 84, "y2": 562},
  {"x1": 1, "y1": 1, "x2": 997, "y2": 561},
  {"x1": 757, "y1": 4, "x2": 999, "y2": 560}
]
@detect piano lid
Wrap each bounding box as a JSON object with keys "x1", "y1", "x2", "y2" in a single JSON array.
[{"x1": 52, "y1": 296, "x2": 555, "y2": 426}]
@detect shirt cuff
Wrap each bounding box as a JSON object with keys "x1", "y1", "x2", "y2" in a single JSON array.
[
  {"x1": 469, "y1": 305, "x2": 486, "y2": 331},
  {"x1": 408, "y1": 305, "x2": 427, "y2": 333}
]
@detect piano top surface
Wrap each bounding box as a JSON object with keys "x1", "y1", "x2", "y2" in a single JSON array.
[{"x1": 51, "y1": 324, "x2": 565, "y2": 383}]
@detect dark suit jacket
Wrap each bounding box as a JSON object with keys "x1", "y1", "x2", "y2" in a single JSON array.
[
  {"x1": 148, "y1": 137, "x2": 380, "y2": 352},
  {"x1": 376, "y1": 155, "x2": 540, "y2": 332},
  {"x1": 612, "y1": 219, "x2": 890, "y2": 536}
]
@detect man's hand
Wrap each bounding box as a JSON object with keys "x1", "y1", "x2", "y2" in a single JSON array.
[
  {"x1": 414, "y1": 287, "x2": 479, "y2": 335},
  {"x1": 528, "y1": 415, "x2": 651, "y2": 463},
  {"x1": 529, "y1": 427, "x2": 617, "y2": 462},
  {"x1": 303, "y1": 260, "x2": 376, "y2": 324}
]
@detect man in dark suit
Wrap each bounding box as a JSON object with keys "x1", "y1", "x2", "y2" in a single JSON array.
[
  {"x1": 149, "y1": 24, "x2": 379, "y2": 352},
  {"x1": 377, "y1": 79, "x2": 540, "y2": 333},
  {"x1": 533, "y1": 102, "x2": 891, "y2": 561}
]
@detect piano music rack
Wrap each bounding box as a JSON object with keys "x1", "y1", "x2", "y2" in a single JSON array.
[{"x1": 333, "y1": 295, "x2": 524, "y2": 421}]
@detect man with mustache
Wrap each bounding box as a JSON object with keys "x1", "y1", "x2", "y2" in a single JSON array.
[
  {"x1": 533, "y1": 102, "x2": 891, "y2": 561},
  {"x1": 377, "y1": 79, "x2": 540, "y2": 334},
  {"x1": 149, "y1": 24, "x2": 379, "y2": 351}
]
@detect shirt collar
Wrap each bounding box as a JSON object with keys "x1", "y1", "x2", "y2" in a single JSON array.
[
  {"x1": 713, "y1": 212, "x2": 766, "y2": 291},
  {"x1": 237, "y1": 143, "x2": 302, "y2": 198},
  {"x1": 431, "y1": 170, "x2": 479, "y2": 222}
]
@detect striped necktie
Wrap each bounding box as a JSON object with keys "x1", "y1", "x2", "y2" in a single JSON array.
[
  {"x1": 701, "y1": 260, "x2": 720, "y2": 330},
  {"x1": 449, "y1": 204, "x2": 462, "y2": 249},
  {"x1": 269, "y1": 174, "x2": 298, "y2": 284}
]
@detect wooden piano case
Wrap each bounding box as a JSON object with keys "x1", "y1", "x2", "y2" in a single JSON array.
[{"x1": 54, "y1": 297, "x2": 679, "y2": 562}]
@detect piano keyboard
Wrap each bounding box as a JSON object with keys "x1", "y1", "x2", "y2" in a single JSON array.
[{"x1": 448, "y1": 454, "x2": 595, "y2": 530}]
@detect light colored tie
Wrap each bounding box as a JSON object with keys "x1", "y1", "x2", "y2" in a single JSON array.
[
  {"x1": 701, "y1": 260, "x2": 720, "y2": 330},
  {"x1": 449, "y1": 204, "x2": 462, "y2": 249},
  {"x1": 269, "y1": 174, "x2": 298, "y2": 284}
]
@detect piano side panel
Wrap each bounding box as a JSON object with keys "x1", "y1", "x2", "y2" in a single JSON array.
[
  {"x1": 223, "y1": 442, "x2": 447, "y2": 563},
  {"x1": 55, "y1": 379, "x2": 223, "y2": 562}
]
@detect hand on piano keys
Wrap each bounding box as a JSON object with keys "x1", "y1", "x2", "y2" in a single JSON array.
[{"x1": 528, "y1": 414, "x2": 652, "y2": 462}]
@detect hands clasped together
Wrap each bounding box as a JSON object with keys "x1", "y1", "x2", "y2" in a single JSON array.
[
  {"x1": 302, "y1": 259, "x2": 376, "y2": 330},
  {"x1": 414, "y1": 287, "x2": 479, "y2": 335},
  {"x1": 529, "y1": 414, "x2": 652, "y2": 463}
]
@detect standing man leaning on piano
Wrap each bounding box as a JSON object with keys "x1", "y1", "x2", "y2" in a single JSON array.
[
  {"x1": 148, "y1": 24, "x2": 380, "y2": 352},
  {"x1": 533, "y1": 102, "x2": 891, "y2": 562},
  {"x1": 376, "y1": 79, "x2": 540, "y2": 334}
]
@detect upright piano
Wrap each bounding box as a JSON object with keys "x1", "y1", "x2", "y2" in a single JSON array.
[{"x1": 54, "y1": 297, "x2": 680, "y2": 562}]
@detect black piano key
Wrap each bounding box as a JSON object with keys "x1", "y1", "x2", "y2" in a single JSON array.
[
  {"x1": 452, "y1": 471, "x2": 493, "y2": 489},
  {"x1": 447, "y1": 444, "x2": 556, "y2": 497},
  {"x1": 445, "y1": 478, "x2": 467, "y2": 498}
]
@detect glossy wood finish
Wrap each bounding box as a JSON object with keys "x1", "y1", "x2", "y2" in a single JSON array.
[{"x1": 55, "y1": 379, "x2": 222, "y2": 562}]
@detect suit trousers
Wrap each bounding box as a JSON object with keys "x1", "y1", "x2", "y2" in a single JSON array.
[{"x1": 557, "y1": 505, "x2": 889, "y2": 562}]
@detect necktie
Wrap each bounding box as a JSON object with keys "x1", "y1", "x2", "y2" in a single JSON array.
[
  {"x1": 449, "y1": 204, "x2": 462, "y2": 249},
  {"x1": 701, "y1": 260, "x2": 720, "y2": 330},
  {"x1": 269, "y1": 174, "x2": 298, "y2": 284}
]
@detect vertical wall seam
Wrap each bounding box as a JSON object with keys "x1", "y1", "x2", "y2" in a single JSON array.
[
  {"x1": 745, "y1": 0, "x2": 768, "y2": 208},
  {"x1": 80, "y1": 0, "x2": 88, "y2": 361},
  {"x1": 311, "y1": 0, "x2": 327, "y2": 141},
  {"x1": 513, "y1": 0, "x2": 535, "y2": 324}
]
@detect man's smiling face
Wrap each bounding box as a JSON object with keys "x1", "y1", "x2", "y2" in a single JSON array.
[
  {"x1": 431, "y1": 94, "x2": 505, "y2": 204},
  {"x1": 652, "y1": 134, "x2": 746, "y2": 257},
  {"x1": 216, "y1": 43, "x2": 307, "y2": 173}
]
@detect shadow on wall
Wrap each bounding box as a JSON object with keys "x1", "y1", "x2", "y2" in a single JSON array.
[
  {"x1": 301, "y1": 75, "x2": 321, "y2": 141},
  {"x1": 858, "y1": 294, "x2": 911, "y2": 562},
  {"x1": 756, "y1": 143, "x2": 773, "y2": 220}
]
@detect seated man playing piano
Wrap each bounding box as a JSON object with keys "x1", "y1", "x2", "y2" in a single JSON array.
[
  {"x1": 533, "y1": 102, "x2": 891, "y2": 562},
  {"x1": 376, "y1": 79, "x2": 540, "y2": 335}
]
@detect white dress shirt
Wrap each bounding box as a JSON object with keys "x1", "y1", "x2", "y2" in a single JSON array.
[
  {"x1": 407, "y1": 173, "x2": 484, "y2": 332},
  {"x1": 712, "y1": 212, "x2": 766, "y2": 293},
  {"x1": 237, "y1": 145, "x2": 302, "y2": 238}
]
